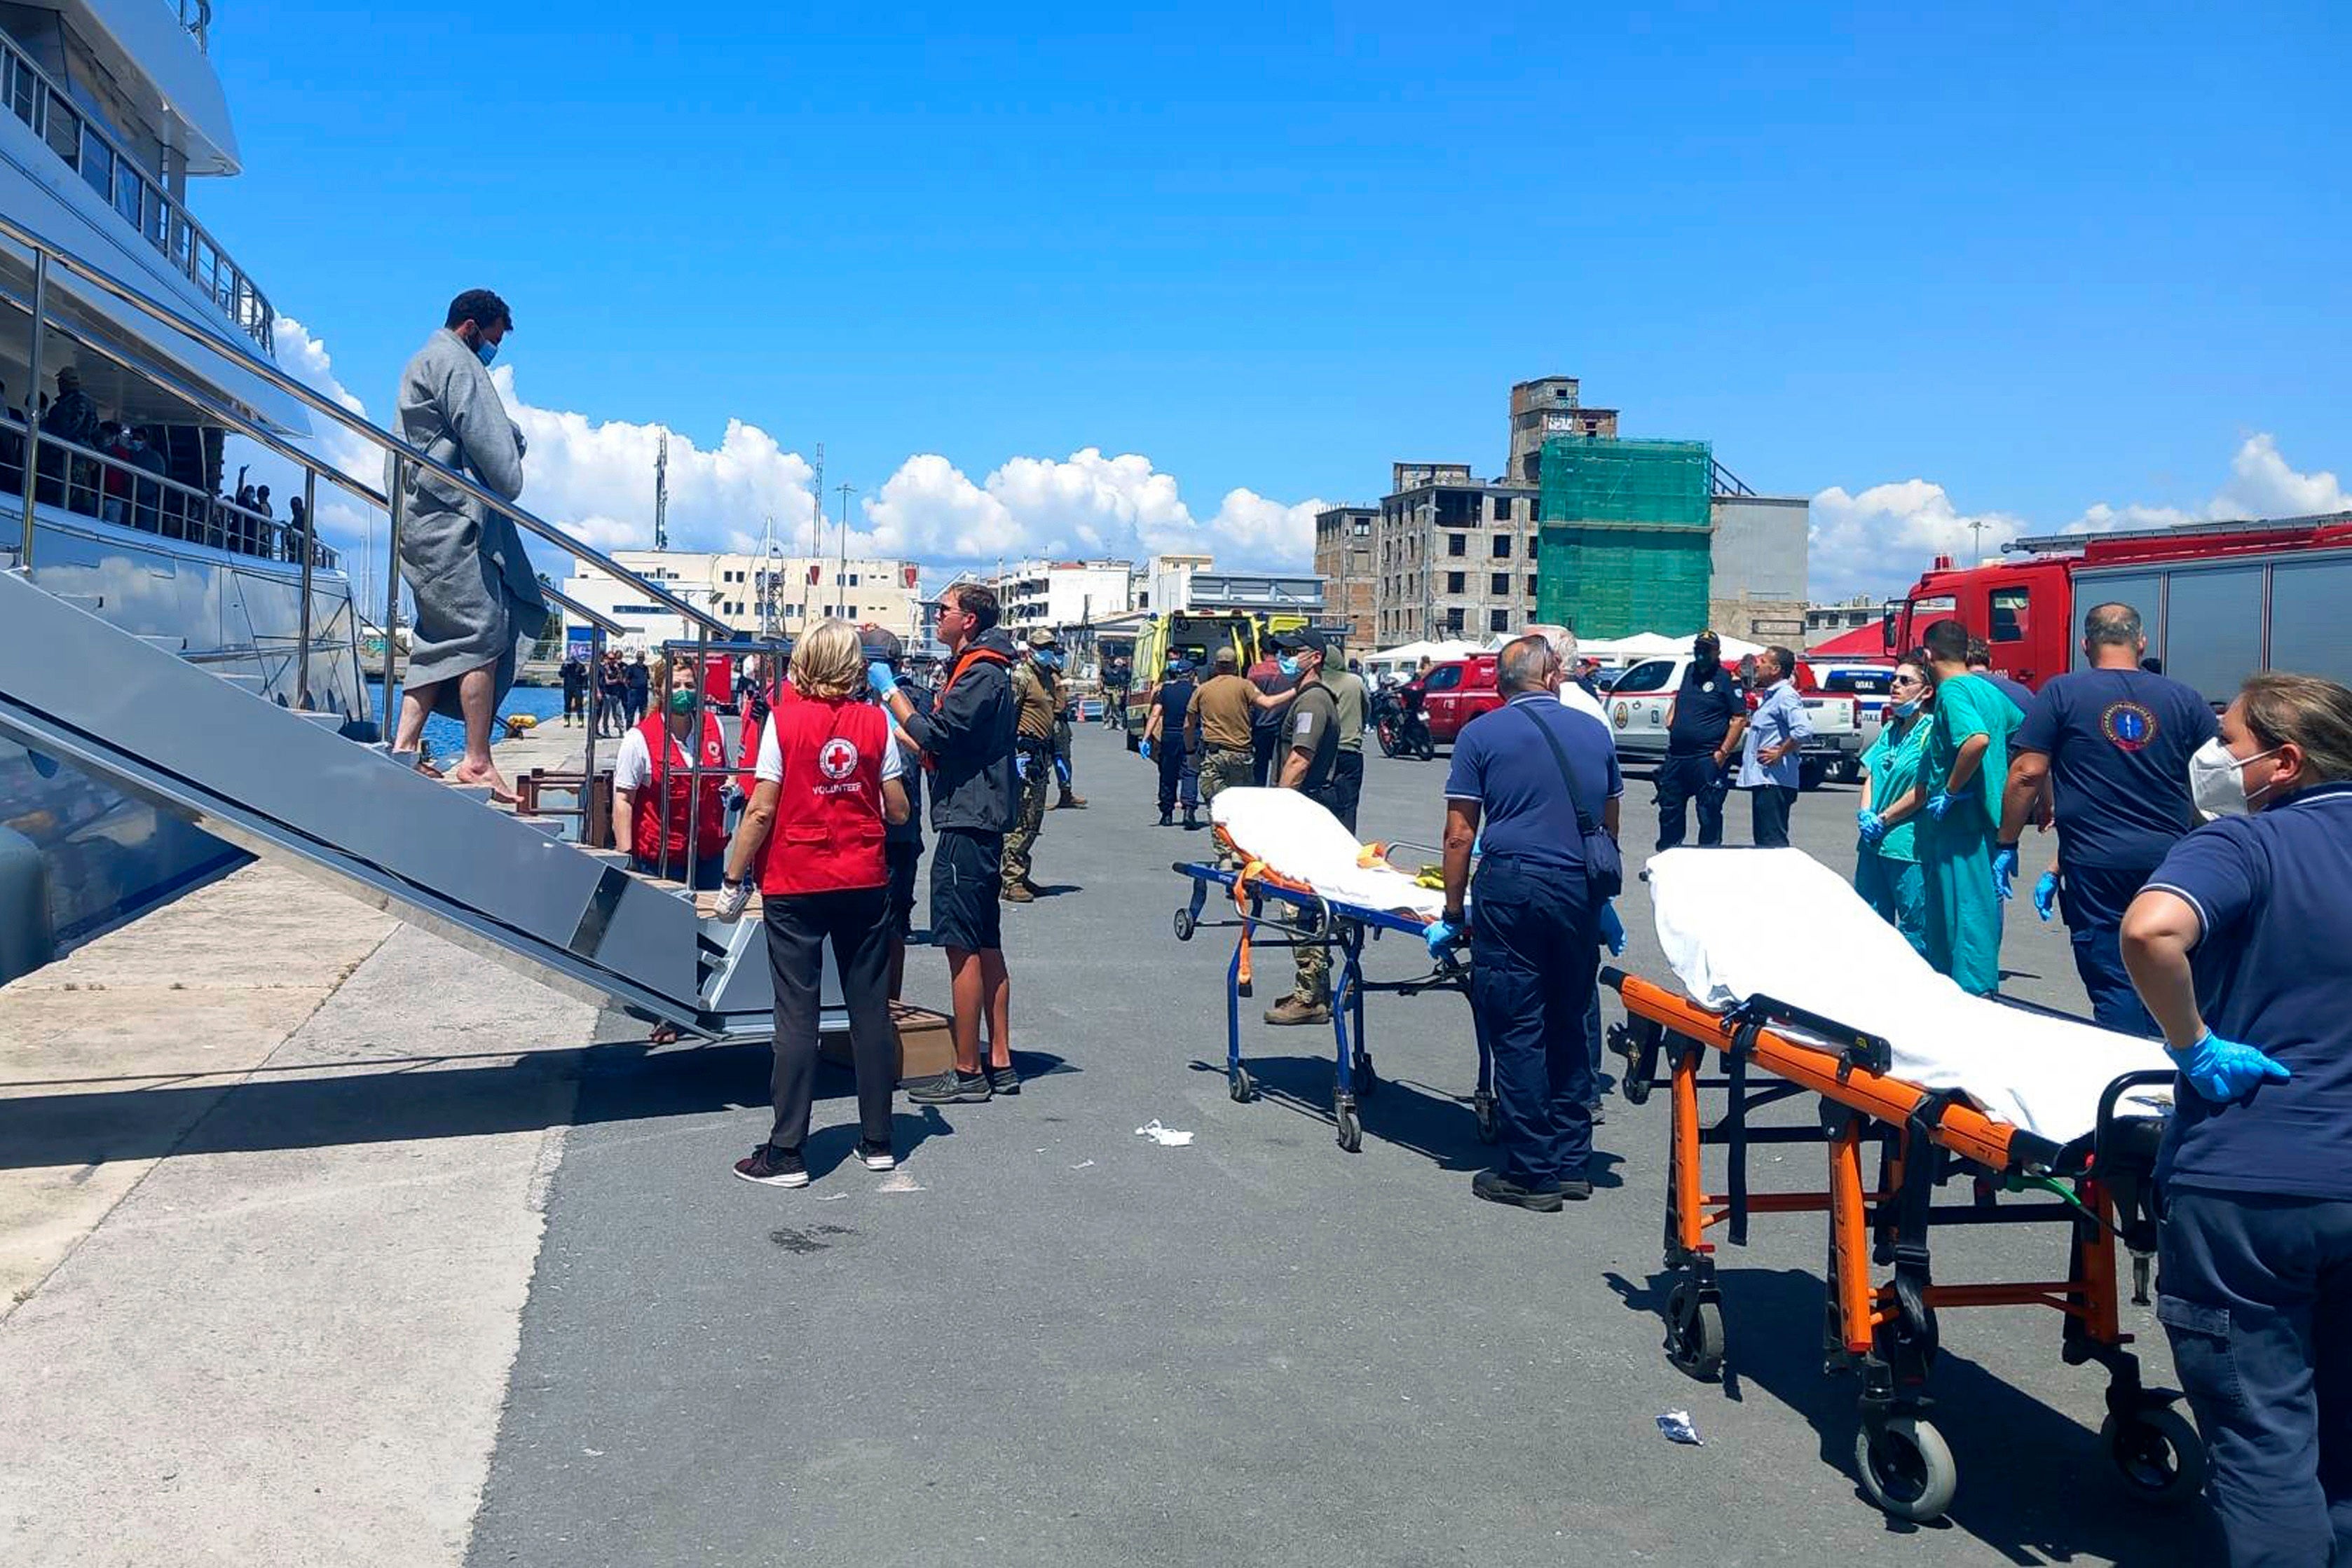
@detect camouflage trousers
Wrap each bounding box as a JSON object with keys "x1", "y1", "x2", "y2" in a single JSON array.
[
  {"x1": 1196, "y1": 746, "x2": 1256, "y2": 810},
  {"x1": 1001, "y1": 743, "x2": 1051, "y2": 889}
]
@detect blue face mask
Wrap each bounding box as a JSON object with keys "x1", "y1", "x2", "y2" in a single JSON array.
[
  {"x1": 1277, "y1": 655, "x2": 1301, "y2": 679},
  {"x1": 1893, "y1": 697, "x2": 1922, "y2": 720},
  {"x1": 1034, "y1": 650, "x2": 1060, "y2": 670},
  {"x1": 474, "y1": 338, "x2": 498, "y2": 367}
]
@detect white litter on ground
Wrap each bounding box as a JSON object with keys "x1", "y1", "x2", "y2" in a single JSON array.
[
  {"x1": 1134, "y1": 1120, "x2": 1196, "y2": 1148},
  {"x1": 1656, "y1": 1410, "x2": 1703, "y2": 1446},
  {"x1": 1069, "y1": 1160, "x2": 1096, "y2": 1169},
  {"x1": 876, "y1": 1171, "x2": 925, "y2": 1193}
]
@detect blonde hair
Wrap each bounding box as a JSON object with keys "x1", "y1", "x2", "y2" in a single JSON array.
[{"x1": 791, "y1": 618, "x2": 865, "y2": 700}]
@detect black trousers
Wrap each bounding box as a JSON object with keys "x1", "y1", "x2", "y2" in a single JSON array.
[
  {"x1": 1654, "y1": 752, "x2": 1729, "y2": 851},
  {"x1": 1468, "y1": 858, "x2": 1599, "y2": 1187},
  {"x1": 1749, "y1": 784, "x2": 1796, "y2": 848},
  {"x1": 1329, "y1": 750, "x2": 1364, "y2": 833},
  {"x1": 1158, "y1": 743, "x2": 1198, "y2": 814},
  {"x1": 1252, "y1": 727, "x2": 1280, "y2": 786},
  {"x1": 763, "y1": 885, "x2": 896, "y2": 1153}
]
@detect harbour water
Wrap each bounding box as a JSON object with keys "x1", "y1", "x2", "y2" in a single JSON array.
[{"x1": 364, "y1": 680, "x2": 568, "y2": 763}]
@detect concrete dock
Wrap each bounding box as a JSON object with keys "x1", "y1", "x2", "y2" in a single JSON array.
[{"x1": 0, "y1": 724, "x2": 2217, "y2": 1566}]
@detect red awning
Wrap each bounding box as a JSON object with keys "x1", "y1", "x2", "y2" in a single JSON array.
[{"x1": 1806, "y1": 621, "x2": 1891, "y2": 659}]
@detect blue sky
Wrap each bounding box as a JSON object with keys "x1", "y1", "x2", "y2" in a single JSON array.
[{"x1": 200, "y1": 0, "x2": 2349, "y2": 592}]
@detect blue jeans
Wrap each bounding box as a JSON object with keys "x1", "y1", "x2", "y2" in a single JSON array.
[
  {"x1": 2158, "y1": 1188, "x2": 2352, "y2": 1567},
  {"x1": 2059, "y1": 860, "x2": 2160, "y2": 1038}
]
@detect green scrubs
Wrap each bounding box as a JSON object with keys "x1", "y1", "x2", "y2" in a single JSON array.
[
  {"x1": 1917, "y1": 673, "x2": 2022, "y2": 994},
  {"x1": 1855, "y1": 713, "x2": 1929, "y2": 959}
]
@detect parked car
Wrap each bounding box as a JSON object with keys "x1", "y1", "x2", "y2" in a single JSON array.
[
  {"x1": 1413, "y1": 655, "x2": 1500, "y2": 745},
  {"x1": 1602, "y1": 654, "x2": 1862, "y2": 788},
  {"x1": 1808, "y1": 659, "x2": 1898, "y2": 759}
]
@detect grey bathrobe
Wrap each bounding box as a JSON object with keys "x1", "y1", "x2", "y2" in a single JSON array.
[{"x1": 390, "y1": 328, "x2": 545, "y2": 717}]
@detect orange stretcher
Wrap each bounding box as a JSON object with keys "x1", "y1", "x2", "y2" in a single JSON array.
[{"x1": 1604, "y1": 968, "x2": 2208, "y2": 1523}]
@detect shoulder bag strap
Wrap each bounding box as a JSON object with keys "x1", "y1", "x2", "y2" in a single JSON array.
[{"x1": 1515, "y1": 701, "x2": 1599, "y2": 837}]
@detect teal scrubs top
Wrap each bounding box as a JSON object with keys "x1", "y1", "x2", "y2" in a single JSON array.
[{"x1": 1861, "y1": 714, "x2": 1929, "y2": 862}]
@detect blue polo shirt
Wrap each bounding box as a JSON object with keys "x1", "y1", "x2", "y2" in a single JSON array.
[
  {"x1": 2014, "y1": 668, "x2": 2215, "y2": 872},
  {"x1": 1445, "y1": 693, "x2": 1622, "y2": 872},
  {"x1": 2145, "y1": 780, "x2": 2352, "y2": 1200}
]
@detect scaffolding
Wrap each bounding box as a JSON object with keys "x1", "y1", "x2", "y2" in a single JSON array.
[{"x1": 1537, "y1": 436, "x2": 1714, "y2": 638}]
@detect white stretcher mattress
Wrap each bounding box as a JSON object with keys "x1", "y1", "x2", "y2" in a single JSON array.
[
  {"x1": 1209, "y1": 788, "x2": 1446, "y2": 920},
  {"x1": 1647, "y1": 848, "x2": 2172, "y2": 1146}
]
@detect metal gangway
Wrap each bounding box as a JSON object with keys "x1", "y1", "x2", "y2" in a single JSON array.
[{"x1": 0, "y1": 212, "x2": 788, "y2": 1037}]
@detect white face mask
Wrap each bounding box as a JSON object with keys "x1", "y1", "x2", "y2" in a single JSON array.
[{"x1": 2188, "y1": 736, "x2": 2281, "y2": 819}]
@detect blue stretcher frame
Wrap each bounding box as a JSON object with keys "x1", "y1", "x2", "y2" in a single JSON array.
[{"x1": 1170, "y1": 860, "x2": 1495, "y2": 1153}]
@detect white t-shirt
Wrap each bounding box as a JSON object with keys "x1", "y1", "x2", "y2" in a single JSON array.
[
  {"x1": 755, "y1": 713, "x2": 905, "y2": 786},
  {"x1": 614, "y1": 717, "x2": 755, "y2": 792},
  {"x1": 1558, "y1": 680, "x2": 1612, "y2": 738}
]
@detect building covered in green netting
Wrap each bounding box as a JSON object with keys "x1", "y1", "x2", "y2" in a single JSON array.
[{"x1": 1536, "y1": 436, "x2": 1714, "y2": 638}]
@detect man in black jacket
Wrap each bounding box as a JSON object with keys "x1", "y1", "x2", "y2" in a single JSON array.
[{"x1": 873, "y1": 584, "x2": 1021, "y2": 1102}]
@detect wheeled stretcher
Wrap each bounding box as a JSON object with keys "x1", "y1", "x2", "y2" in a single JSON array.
[
  {"x1": 1168, "y1": 788, "x2": 1489, "y2": 1152},
  {"x1": 1611, "y1": 848, "x2": 2206, "y2": 1523}
]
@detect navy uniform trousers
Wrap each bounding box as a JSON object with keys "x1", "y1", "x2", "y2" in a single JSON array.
[
  {"x1": 2058, "y1": 860, "x2": 2160, "y2": 1038},
  {"x1": 2159, "y1": 1188, "x2": 2352, "y2": 1568},
  {"x1": 1468, "y1": 855, "x2": 1599, "y2": 1188},
  {"x1": 1655, "y1": 752, "x2": 1730, "y2": 851}
]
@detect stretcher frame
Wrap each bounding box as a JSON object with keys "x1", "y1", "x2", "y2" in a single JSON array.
[
  {"x1": 1604, "y1": 968, "x2": 2206, "y2": 1523},
  {"x1": 1170, "y1": 858, "x2": 1491, "y2": 1153}
]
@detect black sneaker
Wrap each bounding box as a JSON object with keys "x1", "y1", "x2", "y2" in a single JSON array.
[
  {"x1": 1585, "y1": 1098, "x2": 1608, "y2": 1127},
  {"x1": 854, "y1": 1139, "x2": 896, "y2": 1171},
  {"x1": 1557, "y1": 1176, "x2": 1594, "y2": 1202},
  {"x1": 908, "y1": 1069, "x2": 993, "y2": 1105},
  {"x1": 734, "y1": 1144, "x2": 807, "y2": 1188},
  {"x1": 1158, "y1": 811, "x2": 1174, "y2": 827},
  {"x1": 986, "y1": 1062, "x2": 1021, "y2": 1096},
  {"x1": 1472, "y1": 1168, "x2": 1564, "y2": 1213}
]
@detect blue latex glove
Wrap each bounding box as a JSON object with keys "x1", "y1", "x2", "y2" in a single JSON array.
[
  {"x1": 866, "y1": 660, "x2": 898, "y2": 697},
  {"x1": 2167, "y1": 1030, "x2": 2291, "y2": 1106},
  {"x1": 1598, "y1": 900, "x2": 1626, "y2": 956},
  {"x1": 1856, "y1": 808, "x2": 1886, "y2": 844},
  {"x1": 1992, "y1": 847, "x2": 2019, "y2": 901},
  {"x1": 1925, "y1": 791, "x2": 1956, "y2": 820},
  {"x1": 1424, "y1": 917, "x2": 1463, "y2": 961},
  {"x1": 1013, "y1": 751, "x2": 1028, "y2": 780},
  {"x1": 1140, "y1": 739, "x2": 1153, "y2": 761},
  {"x1": 2033, "y1": 870, "x2": 2060, "y2": 922}
]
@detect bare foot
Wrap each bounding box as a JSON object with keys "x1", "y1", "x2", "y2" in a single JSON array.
[
  {"x1": 413, "y1": 758, "x2": 446, "y2": 780},
  {"x1": 648, "y1": 1024, "x2": 681, "y2": 1045},
  {"x1": 451, "y1": 758, "x2": 519, "y2": 804}
]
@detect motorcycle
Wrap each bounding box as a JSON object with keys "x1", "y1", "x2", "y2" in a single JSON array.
[{"x1": 1372, "y1": 687, "x2": 1435, "y2": 759}]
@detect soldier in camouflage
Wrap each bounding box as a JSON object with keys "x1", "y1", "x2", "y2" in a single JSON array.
[{"x1": 1001, "y1": 628, "x2": 1063, "y2": 902}]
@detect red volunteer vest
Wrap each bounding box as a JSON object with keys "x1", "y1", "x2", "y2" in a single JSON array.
[
  {"x1": 758, "y1": 696, "x2": 889, "y2": 897},
  {"x1": 629, "y1": 710, "x2": 730, "y2": 862}
]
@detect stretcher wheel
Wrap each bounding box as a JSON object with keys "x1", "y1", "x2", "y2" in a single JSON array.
[
  {"x1": 1664, "y1": 1277, "x2": 1725, "y2": 1382},
  {"x1": 1855, "y1": 1415, "x2": 1957, "y2": 1522},
  {"x1": 1229, "y1": 1067, "x2": 1255, "y2": 1103},
  {"x1": 1472, "y1": 1091, "x2": 1497, "y2": 1143},
  {"x1": 2100, "y1": 1407, "x2": 2206, "y2": 1506},
  {"x1": 1335, "y1": 1103, "x2": 1362, "y2": 1153},
  {"x1": 1172, "y1": 909, "x2": 1196, "y2": 942}
]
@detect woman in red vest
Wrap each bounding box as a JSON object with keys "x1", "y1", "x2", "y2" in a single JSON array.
[
  {"x1": 610, "y1": 656, "x2": 732, "y2": 888},
  {"x1": 715, "y1": 620, "x2": 910, "y2": 1189}
]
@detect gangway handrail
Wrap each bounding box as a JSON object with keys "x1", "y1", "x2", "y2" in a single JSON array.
[
  {"x1": 0, "y1": 210, "x2": 731, "y2": 643},
  {"x1": 538, "y1": 581, "x2": 623, "y2": 635}
]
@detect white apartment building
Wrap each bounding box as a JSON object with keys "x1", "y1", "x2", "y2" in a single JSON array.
[
  {"x1": 1141, "y1": 551, "x2": 1212, "y2": 614},
  {"x1": 561, "y1": 551, "x2": 922, "y2": 652},
  {"x1": 993, "y1": 558, "x2": 1135, "y2": 631}
]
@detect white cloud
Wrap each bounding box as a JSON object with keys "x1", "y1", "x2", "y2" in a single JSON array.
[
  {"x1": 238, "y1": 326, "x2": 1323, "y2": 591},
  {"x1": 1810, "y1": 435, "x2": 2348, "y2": 600}
]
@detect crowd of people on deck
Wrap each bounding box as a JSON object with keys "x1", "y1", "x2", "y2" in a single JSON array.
[
  {"x1": 3, "y1": 364, "x2": 322, "y2": 563},
  {"x1": 381, "y1": 276, "x2": 2346, "y2": 1568}
]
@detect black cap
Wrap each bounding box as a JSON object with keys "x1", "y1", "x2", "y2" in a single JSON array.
[
  {"x1": 1271, "y1": 628, "x2": 1327, "y2": 656},
  {"x1": 859, "y1": 625, "x2": 905, "y2": 664}
]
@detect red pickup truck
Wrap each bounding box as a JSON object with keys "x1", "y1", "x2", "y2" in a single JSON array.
[{"x1": 1408, "y1": 654, "x2": 1501, "y2": 744}]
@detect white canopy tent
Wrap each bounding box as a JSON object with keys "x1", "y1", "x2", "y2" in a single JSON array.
[{"x1": 1362, "y1": 638, "x2": 1484, "y2": 683}]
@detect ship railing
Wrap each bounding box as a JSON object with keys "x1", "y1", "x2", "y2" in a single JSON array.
[
  {"x1": 175, "y1": 1, "x2": 214, "y2": 54},
  {"x1": 3, "y1": 209, "x2": 733, "y2": 821},
  {"x1": 0, "y1": 32, "x2": 268, "y2": 350},
  {"x1": 0, "y1": 411, "x2": 336, "y2": 568}
]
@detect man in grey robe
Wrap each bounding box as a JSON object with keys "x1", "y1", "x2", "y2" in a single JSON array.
[{"x1": 387, "y1": 289, "x2": 544, "y2": 801}]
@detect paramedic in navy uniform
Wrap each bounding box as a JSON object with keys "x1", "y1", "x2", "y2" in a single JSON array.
[
  {"x1": 1994, "y1": 603, "x2": 2215, "y2": 1036},
  {"x1": 1428, "y1": 635, "x2": 1621, "y2": 1212},
  {"x1": 2119, "y1": 671, "x2": 2352, "y2": 1568}
]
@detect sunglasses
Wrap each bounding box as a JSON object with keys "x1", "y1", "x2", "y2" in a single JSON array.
[{"x1": 1890, "y1": 675, "x2": 1924, "y2": 689}]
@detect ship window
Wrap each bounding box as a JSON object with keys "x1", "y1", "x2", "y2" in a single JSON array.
[
  {"x1": 79, "y1": 123, "x2": 111, "y2": 197},
  {"x1": 145, "y1": 186, "x2": 169, "y2": 249},
  {"x1": 114, "y1": 162, "x2": 144, "y2": 228},
  {"x1": 7, "y1": 57, "x2": 36, "y2": 128},
  {"x1": 44, "y1": 95, "x2": 78, "y2": 165}
]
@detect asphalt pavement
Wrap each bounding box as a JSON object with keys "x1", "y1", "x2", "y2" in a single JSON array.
[{"x1": 466, "y1": 722, "x2": 2219, "y2": 1567}]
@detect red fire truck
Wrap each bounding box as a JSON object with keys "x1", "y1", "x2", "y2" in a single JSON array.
[{"x1": 1883, "y1": 511, "x2": 2352, "y2": 704}]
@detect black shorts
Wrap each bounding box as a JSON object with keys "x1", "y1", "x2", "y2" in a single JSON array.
[
  {"x1": 886, "y1": 839, "x2": 921, "y2": 937},
  {"x1": 929, "y1": 829, "x2": 1003, "y2": 952}
]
